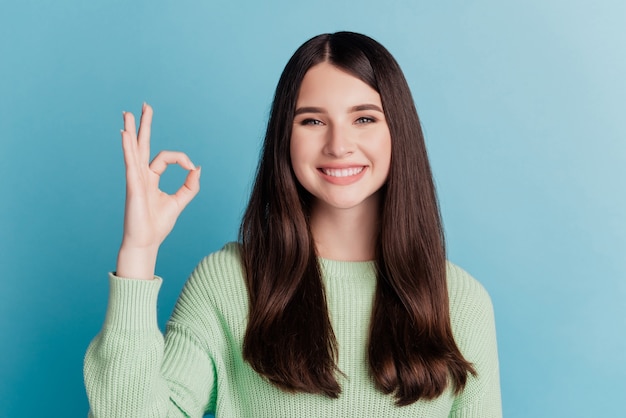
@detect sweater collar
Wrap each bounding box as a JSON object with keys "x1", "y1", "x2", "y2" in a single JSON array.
[{"x1": 318, "y1": 257, "x2": 377, "y2": 279}]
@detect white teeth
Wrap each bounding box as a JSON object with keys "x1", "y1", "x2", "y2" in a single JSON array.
[{"x1": 322, "y1": 167, "x2": 364, "y2": 177}]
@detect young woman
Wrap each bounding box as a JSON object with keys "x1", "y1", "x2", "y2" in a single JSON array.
[{"x1": 85, "y1": 32, "x2": 501, "y2": 417}]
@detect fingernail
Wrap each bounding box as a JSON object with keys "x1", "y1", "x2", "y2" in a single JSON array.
[{"x1": 142, "y1": 102, "x2": 146, "y2": 111}]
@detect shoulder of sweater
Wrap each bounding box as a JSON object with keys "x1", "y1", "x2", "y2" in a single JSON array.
[
  {"x1": 445, "y1": 261, "x2": 494, "y2": 318},
  {"x1": 168, "y1": 243, "x2": 248, "y2": 353},
  {"x1": 192, "y1": 242, "x2": 243, "y2": 278},
  {"x1": 196, "y1": 241, "x2": 242, "y2": 267},
  {"x1": 178, "y1": 242, "x2": 245, "y2": 301}
]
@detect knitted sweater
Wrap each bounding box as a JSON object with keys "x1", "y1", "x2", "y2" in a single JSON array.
[{"x1": 84, "y1": 243, "x2": 501, "y2": 417}]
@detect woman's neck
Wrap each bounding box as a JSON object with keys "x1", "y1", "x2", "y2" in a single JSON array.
[{"x1": 309, "y1": 195, "x2": 380, "y2": 262}]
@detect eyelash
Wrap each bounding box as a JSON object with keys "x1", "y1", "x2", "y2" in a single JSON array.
[
  {"x1": 301, "y1": 118, "x2": 323, "y2": 126},
  {"x1": 356, "y1": 116, "x2": 376, "y2": 124},
  {"x1": 299, "y1": 117, "x2": 376, "y2": 126}
]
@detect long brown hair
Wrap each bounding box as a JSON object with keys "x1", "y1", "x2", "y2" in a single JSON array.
[{"x1": 239, "y1": 32, "x2": 475, "y2": 405}]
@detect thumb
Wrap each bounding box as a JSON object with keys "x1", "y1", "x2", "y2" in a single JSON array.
[{"x1": 174, "y1": 166, "x2": 201, "y2": 210}]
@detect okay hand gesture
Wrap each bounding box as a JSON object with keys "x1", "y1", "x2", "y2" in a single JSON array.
[{"x1": 116, "y1": 103, "x2": 201, "y2": 279}]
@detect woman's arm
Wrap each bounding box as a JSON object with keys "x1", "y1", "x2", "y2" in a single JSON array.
[
  {"x1": 447, "y1": 263, "x2": 502, "y2": 418},
  {"x1": 84, "y1": 105, "x2": 206, "y2": 417},
  {"x1": 84, "y1": 274, "x2": 216, "y2": 417}
]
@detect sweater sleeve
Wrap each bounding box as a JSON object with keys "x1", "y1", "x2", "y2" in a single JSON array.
[
  {"x1": 446, "y1": 264, "x2": 502, "y2": 418},
  {"x1": 83, "y1": 274, "x2": 215, "y2": 418}
]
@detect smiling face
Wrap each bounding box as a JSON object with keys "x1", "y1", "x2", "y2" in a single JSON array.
[{"x1": 290, "y1": 62, "x2": 392, "y2": 214}]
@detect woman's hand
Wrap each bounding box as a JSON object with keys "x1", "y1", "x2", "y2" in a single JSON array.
[{"x1": 116, "y1": 103, "x2": 201, "y2": 279}]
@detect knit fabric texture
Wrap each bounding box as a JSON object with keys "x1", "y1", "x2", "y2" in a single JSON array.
[{"x1": 84, "y1": 242, "x2": 502, "y2": 417}]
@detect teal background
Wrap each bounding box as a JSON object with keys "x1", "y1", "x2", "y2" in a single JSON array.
[{"x1": 1, "y1": 1, "x2": 624, "y2": 417}]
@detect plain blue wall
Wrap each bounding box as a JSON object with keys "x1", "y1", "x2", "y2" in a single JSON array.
[{"x1": 1, "y1": 1, "x2": 624, "y2": 417}]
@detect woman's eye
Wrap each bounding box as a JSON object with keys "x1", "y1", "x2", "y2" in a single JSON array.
[
  {"x1": 301, "y1": 118, "x2": 323, "y2": 126},
  {"x1": 356, "y1": 116, "x2": 375, "y2": 124}
]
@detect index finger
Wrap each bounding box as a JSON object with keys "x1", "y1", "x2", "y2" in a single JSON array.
[{"x1": 149, "y1": 150, "x2": 196, "y2": 176}]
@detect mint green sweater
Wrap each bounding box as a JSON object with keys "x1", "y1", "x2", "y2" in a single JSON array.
[{"x1": 84, "y1": 243, "x2": 501, "y2": 417}]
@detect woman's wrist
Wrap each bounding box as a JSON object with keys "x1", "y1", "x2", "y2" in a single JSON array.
[{"x1": 116, "y1": 244, "x2": 159, "y2": 280}]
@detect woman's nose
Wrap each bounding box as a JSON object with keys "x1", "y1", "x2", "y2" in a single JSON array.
[{"x1": 323, "y1": 125, "x2": 354, "y2": 157}]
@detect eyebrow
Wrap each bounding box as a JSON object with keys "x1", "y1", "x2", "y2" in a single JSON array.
[
  {"x1": 294, "y1": 103, "x2": 384, "y2": 116},
  {"x1": 350, "y1": 104, "x2": 384, "y2": 113}
]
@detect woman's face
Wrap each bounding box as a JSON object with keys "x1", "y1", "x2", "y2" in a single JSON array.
[{"x1": 290, "y1": 62, "x2": 392, "y2": 213}]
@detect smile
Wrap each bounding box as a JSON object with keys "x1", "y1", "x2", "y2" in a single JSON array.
[{"x1": 320, "y1": 167, "x2": 365, "y2": 177}]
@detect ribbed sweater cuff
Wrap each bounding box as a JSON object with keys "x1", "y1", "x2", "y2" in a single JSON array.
[{"x1": 104, "y1": 273, "x2": 163, "y2": 331}]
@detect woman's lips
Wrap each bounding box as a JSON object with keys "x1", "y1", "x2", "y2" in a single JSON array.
[
  {"x1": 320, "y1": 166, "x2": 365, "y2": 177},
  {"x1": 318, "y1": 166, "x2": 367, "y2": 185}
]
